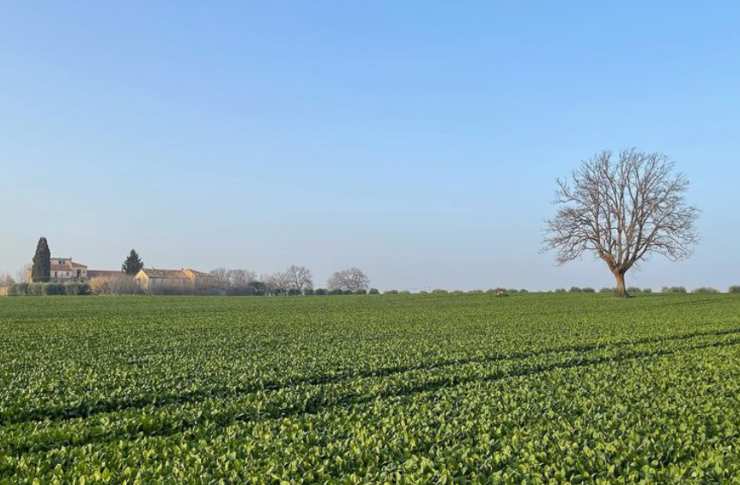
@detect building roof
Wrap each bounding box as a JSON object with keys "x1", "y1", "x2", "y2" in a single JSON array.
[
  {"x1": 138, "y1": 268, "x2": 214, "y2": 280},
  {"x1": 50, "y1": 258, "x2": 88, "y2": 271},
  {"x1": 87, "y1": 270, "x2": 126, "y2": 279},
  {"x1": 138, "y1": 268, "x2": 190, "y2": 279}
]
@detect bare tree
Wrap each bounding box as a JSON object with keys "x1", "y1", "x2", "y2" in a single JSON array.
[
  {"x1": 544, "y1": 149, "x2": 699, "y2": 297},
  {"x1": 209, "y1": 268, "x2": 230, "y2": 288},
  {"x1": 285, "y1": 265, "x2": 313, "y2": 292},
  {"x1": 16, "y1": 264, "x2": 31, "y2": 284},
  {"x1": 262, "y1": 271, "x2": 292, "y2": 295},
  {"x1": 0, "y1": 273, "x2": 15, "y2": 287},
  {"x1": 227, "y1": 269, "x2": 256, "y2": 288},
  {"x1": 327, "y1": 267, "x2": 370, "y2": 292}
]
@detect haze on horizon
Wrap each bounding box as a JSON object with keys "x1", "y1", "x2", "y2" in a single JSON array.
[{"x1": 2, "y1": 2, "x2": 740, "y2": 291}]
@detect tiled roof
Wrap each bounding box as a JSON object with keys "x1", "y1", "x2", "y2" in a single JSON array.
[
  {"x1": 139, "y1": 269, "x2": 190, "y2": 279},
  {"x1": 87, "y1": 270, "x2": 125, "y2": 279},
  {"x1": 50, "y1": 259, "x2": 88, "y2": 271}
]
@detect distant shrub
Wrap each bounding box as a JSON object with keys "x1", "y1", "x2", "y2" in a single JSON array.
[
  {"x1": 467, "y1": 290, "x2": 484, "y2": 295},
  {"x1": 642, "y1": 288, "x2": 653, "y2": 294},
  {"x1": 329, "y1": 289, "x2": 344, "y2": 296},
  {"x1": 569, "y1": 287, "x2": 582, "y2": 293},
  {"x1": 303, "y1": 288, "x2": 315, "y2": 296},
  {"x1": 581, "y1": 287, "x2": 595, "y2": 293},
  {"x1": 8, "y1": 283, "x2": 29, "y2": 296},
  {"x1": 343, "y1": 290, "x2": 354, "y2": 295},
  {"x1": 555, "y1": 288, "x2": 567, "y2": 294},
  {"x1": 286, "y1": 288, "x2": 301, "y2": 296},
  {"x1": 385, "y1": 290, "x2": 399, "y2": 295},
  {"x1": 354, "y1": 289, "x2": 368, "y2": 295},
  {"x1": 662, "y1": 286, "x2": 687, "y2": 294},
  {"x1": 64, "y1": 283, "x2": 91, "y2": 296},
  {"x1": 519, "y1": 289, "x2": 528, "y2": 294},
  {"x1": 627, "y1": 287, "x2": 642, "y2": 294},
  {"x1": 729, "y1": 286, "x2": 740, "y2": 294},
  {"x1": 27, "y1": 283, "x2": 45, "y2": 296},
  {"x1": 599, "y1": 287, "x2": 614, "y2": 294},
  {"x1": 451, "y1": 290, "x2": 464, "y2": 295},
  {"x1": 507, "y1": 289, "x2": 519, "y2": 294},
  {"x1": 431, "y1": 289, "x2": 448, "y2": 295},
  {"x1": 44, "y1": 283, "x2": 66, "y2": 296},
  {"x1": 314, "y1": 288, "x2": 328, "y2": 296},
  {"x1": 692, "y1": 287, "x2": 719, "y2": 294},
  {"x1": 368, "y1": 288, "x2": 380, "y2": 295}
]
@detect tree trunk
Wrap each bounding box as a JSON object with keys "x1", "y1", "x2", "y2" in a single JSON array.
[{"x1": 614, "y1": 271, "x2": 628, "y2": 297}]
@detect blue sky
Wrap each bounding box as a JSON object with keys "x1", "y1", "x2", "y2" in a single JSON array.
[{"x1": 2, "y1": 2, "x2": 739, "y2": 290}]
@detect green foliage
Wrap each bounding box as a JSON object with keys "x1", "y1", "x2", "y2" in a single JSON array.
[
  {"x1": 1, "y1": 294, "x2": 738, "y2": 482},
  {"x1": 581, "y1": 287, "x2": 595, "y2": 293},
  {"x1": 569, "y1": 286, "x2": 582, "y2": 293},
  {"x1": 31, "y1": 237, "x2": 51, "y2": 282},
  {"x1": 121, "y1": 249, "x2": 144, "y2": 275},
  {"x1": 368, "y1": 288, "x2": 380, "y2": 295},
  {"x1": 314, "y1": 288, "x2": 328, "y2": 296},
  {"x1": 730, "y1": 286, "x2": 740, "y2": 294},
  {"x1": 662, "y1": 286, "x2": 688, "y2": 294},
  {"x1": 7, "y1": 283, "x2": 29, "y2": 296},
  {"x1": 693, "y1": 287, "x2": 719, "y2": 294}
]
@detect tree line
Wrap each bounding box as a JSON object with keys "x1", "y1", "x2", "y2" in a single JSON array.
[{"x1": 208, "y1": 266, "x2": 372, "y2": 296}]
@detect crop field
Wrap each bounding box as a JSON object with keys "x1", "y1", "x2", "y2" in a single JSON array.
[{"x1": 1, "y1": 294, "x2": 739, "y2": 483}]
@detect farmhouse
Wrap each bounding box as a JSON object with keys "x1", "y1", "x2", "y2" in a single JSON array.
[
  {"x1": 134, "y1": 268, "x2": 217, "y2": 292},
  {"x1": 50, "y1": 258, "x2": 88, "y2": 281}
]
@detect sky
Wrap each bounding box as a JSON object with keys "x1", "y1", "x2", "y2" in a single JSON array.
[{"x1": 2, "y1": 2, "x2": 740, "y2": 291}]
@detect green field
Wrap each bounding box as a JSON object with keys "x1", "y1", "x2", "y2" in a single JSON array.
[{"x1": 1, "y1": 294, "x2": 739, "y2": 483}]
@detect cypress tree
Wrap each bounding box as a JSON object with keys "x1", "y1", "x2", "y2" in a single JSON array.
[
  {"x1": 31, "y1": 237, "x2": 51, "y2": 283},
  {"x1": 122, "y1": 249, "x2": 144, "y2": 275}
]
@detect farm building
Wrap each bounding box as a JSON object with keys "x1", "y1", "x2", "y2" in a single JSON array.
[
  {"x1": 49, "y1": 258, "x2": 88, "y2": 282},
  {"x1": 134, "y1": 268, "x2": 217, "y2": 293}
]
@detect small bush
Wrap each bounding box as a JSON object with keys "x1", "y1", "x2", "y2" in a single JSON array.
[
  {"x1": 303, "y1": 288, "x2": 315, "y2": 296},
  {"x1": 287, "y1": 288, "x2": 302, "y2": 296},
  {"x1": 519, "y1": 289, "x2": 528, "y2": 294},
  {"x1": 329, "y1": 289, "x2": 344, "y2": 296},
  {"x1": 354, "y1": 289, "x2": 368, "y2": 295},
  {"x1": 627, "y1": 287, "x2": 642, "y2": 294},
  {"x1": 599, "y1": 287, "x2": 614, "y2": 294},
  {"x1": 467, "y1": 290, "x2": 484, "y2": 295},
  {"x1": 729, "y1": 286, "x2": 740, "y2": 294},
  {"x1": 642, "y1": 288, "x2": 653, "y2": 294},
  {"x1": 27, "y1": 283, "x2": 44, "y2": 296},
  {"x1": 44, "y1": 283, "x2": 65, "y2": 296},
  {"x1": 64, "y1": 283, "x2": 91, "y2": 296},
  {"x1": 385, "y1": 290, "x2": 399, "y2": 295},
  {"x1": 692, "y1": 287, "x2": 719, "y2": 294},
  {"x1": 369, "y1": 288, "x2": 380, "y2": 295},
  {"x1": 431, "y1": 289, "x2": 448, "y2": 295},
  {"x1": 581, "y1": 287, "x2": 595, "y2": 293},
  {"x1": 662, "y1": 286, "x2": 687, "y2": 294},
  {"x1": 569, "y1": 287, "x2": 582, "y2": 293},
  {"x1": 8, "y1": 283, "x2": 29, "y2": 296},
  {"x1": 314, "y1": 288, "x2": 328, "y2": 296},
  {"x1": 555, "y1": 288, "x2": 567, "y2": 294},
  {"x1": 507, "y1": 289, "x2": 519, "y2": 294}
]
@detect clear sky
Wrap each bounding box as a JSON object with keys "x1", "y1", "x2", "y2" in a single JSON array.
[{"x1": 2, "y1": 2, "x2": 739, "y2": 291}]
